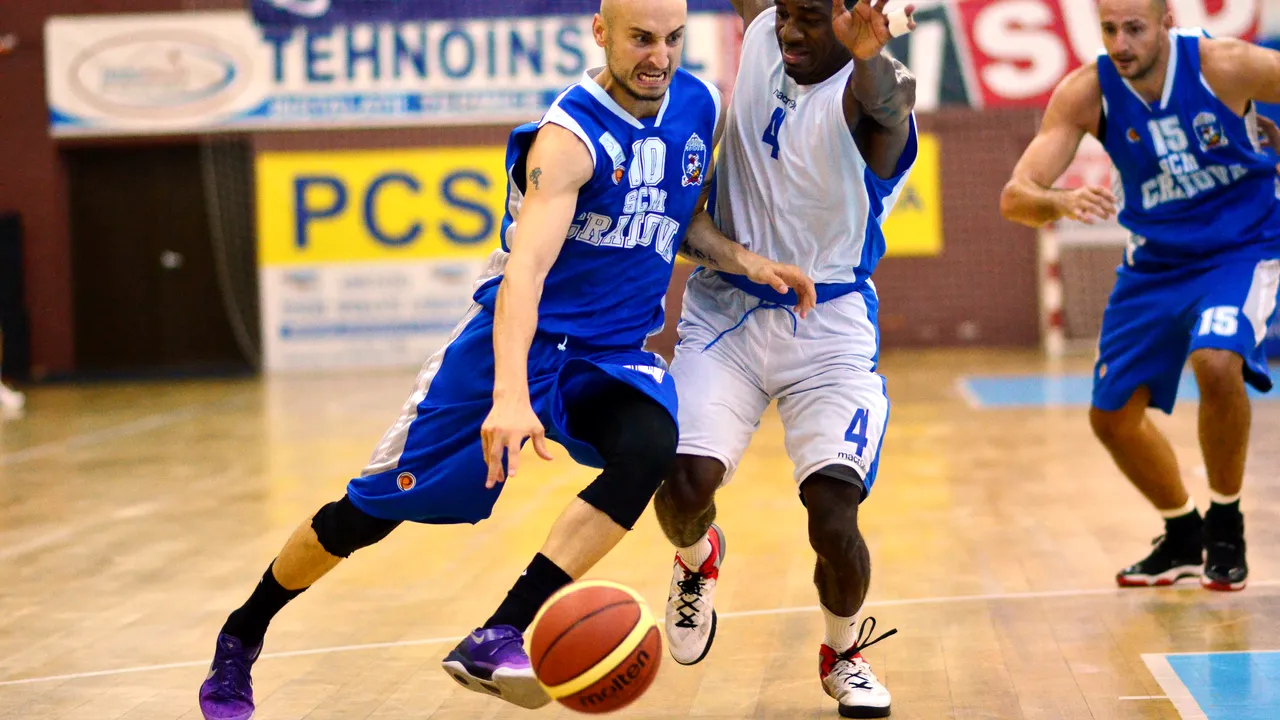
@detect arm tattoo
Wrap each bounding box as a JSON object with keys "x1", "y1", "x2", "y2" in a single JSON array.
[
  {"x1": 852, "y1": 54, "x2": 915, "y2": 127},
  {"x1": 679, "y1": 239, "x2": 721, "y2": 269},
  {"x1": 529, "y1": 167, "x2": 542, "y2": 190}
]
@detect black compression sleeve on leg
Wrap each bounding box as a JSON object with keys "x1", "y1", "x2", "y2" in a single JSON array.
[
  {"x1": 569, "y1": 384, "x2": 678, "y2": 530},
  {"x1": 311, "y1": 494, "x2": 400, "y2": 559}
]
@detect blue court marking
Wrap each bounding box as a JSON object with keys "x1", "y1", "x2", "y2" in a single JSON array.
[
  {"x1": 959, "y1": 369, "x2": 1279, "y2": 409},
  {"x1": 1147, "y1": 651, "x2": 1280, "y2": 719}
]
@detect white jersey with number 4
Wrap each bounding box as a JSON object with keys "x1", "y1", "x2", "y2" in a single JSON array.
[
  {"x1": 669, "y1": 8, "x2": 920, "y2": 493},
  {"x1": 713, "y1": 6, "x2": 917, "y2": 293}
]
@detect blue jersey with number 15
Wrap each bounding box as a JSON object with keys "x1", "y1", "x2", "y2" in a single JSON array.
[{"x1": 1098, "y1": 28, "x2": 1280, "y2": 264}]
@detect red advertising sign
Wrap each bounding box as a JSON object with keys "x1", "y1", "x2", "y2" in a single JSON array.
[{"x1": 950, "y1": 0, "x2": 1258, "y2": 108}]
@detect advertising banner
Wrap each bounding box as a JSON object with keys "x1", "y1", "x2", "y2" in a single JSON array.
[
  {"x1": 46, "y1": 1, "x2": 1262, "y2": 136},
  {"x1": 45, "y1": 10, "x2": 730, "y2": 136},
  {"x1": 882, "y1": 133, "x2": 943, "y2": 257},
  {"x1": 252, "y1": 0, "x2": 734, "y2": 25},
  {"x1": 255, "y1": 146, "x2": 506, "y2": 370}
]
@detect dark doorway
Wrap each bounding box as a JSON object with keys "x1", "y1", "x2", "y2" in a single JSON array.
[{"x1": 66, "y1": 142, "x2": 255, "y2": 377}]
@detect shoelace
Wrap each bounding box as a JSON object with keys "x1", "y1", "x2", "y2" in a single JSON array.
[
  {"x1": 478, "y1": 630, "x2": 526, "y2": 657},
  {"x1": 1142, "y1": 533, "x2": 1199, "y2": 563},
  {"x1": 834, "y1": 659, "x2": 876, "y2": 691},
  {"x1": 673, "y1": 572, "x2": 708, "y2": 629},
  {"x1": 830, "y1": 617, "x2": 898, "y2": 690},
  {"x1": 207, "y1": 653, "x2": 254, "y2": 701},
  {"x1": 1205, "y1": 539, "x2": 1245, "y2": 564},
  {"x1": 849, "y1": 616, "x2": 898, "y2": 656}
]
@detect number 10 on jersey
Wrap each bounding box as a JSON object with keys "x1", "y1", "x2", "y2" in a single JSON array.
[{"x1": 762, "y1": 107, "x2": 786, "y2": 160}]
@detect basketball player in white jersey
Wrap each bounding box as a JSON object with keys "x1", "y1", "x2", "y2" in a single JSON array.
[{"x1": 654, "y1": 1, "x2": 917, "y2": 716}]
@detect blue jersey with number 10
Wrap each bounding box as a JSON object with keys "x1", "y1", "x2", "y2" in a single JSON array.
[
  {"x1": 1098, "y1": 29, "x2": 1280, "y2": 264},
  {"x1": 474, "y1": 69, "x2": 721, "y2": 348}
]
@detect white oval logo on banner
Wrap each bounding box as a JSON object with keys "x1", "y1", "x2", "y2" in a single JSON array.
[
  {"x1": 265, "y1": 0, "x2": 332, "y2": 18},
  {"x1": 68, "y1": 30, "x2": 250, "y2": 119}
]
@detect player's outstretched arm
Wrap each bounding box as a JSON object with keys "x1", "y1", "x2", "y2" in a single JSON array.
[
  {"x1": 833, "y1": 0, "x2": 918, "y2": 178},
  {"x1": 1000, "y1": 64, "x2": 1115, "y2": 229},
  {"x1": 482, "y1": 125, "x2": 593, "y2": 488},
  {"x1": 678, "y1": 112, "x2": 818, "y2": 317},
  {"x1": 728, "y1": 0, "x2": 773, "y2": 29}
]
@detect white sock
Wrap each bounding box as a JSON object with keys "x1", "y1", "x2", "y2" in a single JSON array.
[
  {"x1": 1209, "y1": 490, "x2": 1241, "y2": 505},
  {"x1": 823, "y1": 607, "x2": 860, "y2": 654},
  {"x1": 1158, "y1": 497, "x2": 1197, "y2": 519},
  {"x1": 676, "y1": 534, "x2": 713, "y2": 569}
]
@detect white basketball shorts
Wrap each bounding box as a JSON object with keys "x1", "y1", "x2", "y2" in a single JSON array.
[{"x1": 670, "y1": 270, "x2": 889, "y2": 494}]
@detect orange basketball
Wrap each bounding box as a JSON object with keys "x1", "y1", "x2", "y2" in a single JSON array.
[{"x1": 527, "y1": 580, "x2": 662, "y2": 714}]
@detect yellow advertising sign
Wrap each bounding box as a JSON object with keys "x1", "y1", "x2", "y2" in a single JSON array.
[
  {"x1": 256, "y1": 134, "x2": 939, "y2": 268},
  {"x1": 256, "y1": 146, "x2": 508, "y2": 265},
  {"x1": 882, "y1": 132, "x2": 942, "y2": 257}
]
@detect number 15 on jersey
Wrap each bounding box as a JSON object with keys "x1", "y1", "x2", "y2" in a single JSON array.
[{"x1": 762, "y1": 107, "x2": 786, "y2": 160}]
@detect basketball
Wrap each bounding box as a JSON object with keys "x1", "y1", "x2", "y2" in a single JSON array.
[{"x1": 527, "y1": 580, "x2": 662, "y2": 714}]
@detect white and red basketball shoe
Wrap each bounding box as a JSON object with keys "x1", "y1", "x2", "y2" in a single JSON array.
[
  {"x1": 820, "y1": 617, "x2": 896, "y2": 718},
  {"x1": 664, "y1": 523, "x2": 726, "y2": 665}
]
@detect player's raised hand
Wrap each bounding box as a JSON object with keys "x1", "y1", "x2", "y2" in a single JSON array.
[
  {"x1": 1057, "y1": 185, "x2": 1117, "y2": 225},
  {"x1": 832, "y1": 0, "x2": 916, "y2": 61},
  {"x1": 1257, "y1": 115, "x2": 1280, "y2": 173},
  {"x1": 480, "y1": 397, "x2": 554, "y2": 489},
  {"x1": 1257, "y1": 115, "x2": 1280, "y2": 149},
  {"x1": 744, "y1": 259, "x2": 818, "y2": 319}
]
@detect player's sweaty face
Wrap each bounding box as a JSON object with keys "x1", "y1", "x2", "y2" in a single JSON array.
[
  {"x1": 1099, "y1": 1, "x2": 1168, "y2": 80},
  {"x1": 600, "y1": 2, "x2": 687, "y2": 102},
  {"x1": 775, "y1": 0, "x2": 847, "y2": 85}
]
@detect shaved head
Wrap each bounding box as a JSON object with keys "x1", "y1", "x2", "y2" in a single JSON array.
[
  {"x1": 592, "y1": 0, "x2": 687, "y2": 107},
  {"x1": 1098, "y1": 0, "x2": 1168, "y2": 21},
  {"x1": 599, "y1": 0, "x2": 687, "y2": 31}
]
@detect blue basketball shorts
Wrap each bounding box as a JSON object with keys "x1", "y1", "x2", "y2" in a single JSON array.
[
  {"x1": 1093, "y1": 256, "x2": 1280, "y2": 414},
  {"x1": 346, "y1": 305, "x2": 678, "y2": 524}
]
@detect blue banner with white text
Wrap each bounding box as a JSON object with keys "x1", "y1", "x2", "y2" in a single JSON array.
[{"x1": 253, "y1": 0, "x2": 735, "y2": 27}]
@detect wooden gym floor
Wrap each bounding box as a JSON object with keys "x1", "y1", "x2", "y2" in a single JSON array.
[{"x1": 1, "y1": 349, "x2": 1278, "y2": 719}]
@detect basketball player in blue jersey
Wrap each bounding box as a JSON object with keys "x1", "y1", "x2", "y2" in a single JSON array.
[
  {"x1": 1002, "y1": 0, "x2": 1280, "y2": 593},
  {"x1": 197, "y1": 1, "x2": 817, "y2": 717},
  {"x1": 653, "y1": 1, "x2": 918, "y2": 717}
]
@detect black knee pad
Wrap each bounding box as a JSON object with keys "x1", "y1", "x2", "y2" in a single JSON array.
[
  {"x1": 311, "y1": 495, "x2": 400, "y2": 558},
  {"x1": 578, "y1": 463, "x2": 665, "y2": 531},
  {"x1": 577, "y1": 399, "x2": 677, "y2": 531}
]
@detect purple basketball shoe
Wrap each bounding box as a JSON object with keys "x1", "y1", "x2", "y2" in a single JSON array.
[
  {"x1": 441, "y1": 625, "x2": 550, "y2": 709},
  {"x1": 198, "y1": 634, "x2": 260, "y2": 720}
]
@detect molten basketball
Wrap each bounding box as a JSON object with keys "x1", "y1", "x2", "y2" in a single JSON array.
[{"x1": 527, "y1": 580, "x2": 662, "y2": 714}]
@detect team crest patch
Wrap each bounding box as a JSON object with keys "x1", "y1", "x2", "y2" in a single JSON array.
[
  {"x1": 1126, "y1": 127, "x2": 1141, "y2": 143},
  {"x1": 396, "y1": 472, "x2": 416, "y2": 491},
  {"x1": 1194, "y1": 111, "x2": 1228, "y2": 150},
  {"x1": 599, "y1": 131, "x2": 627, "y2": 184},
  {"x1": 682, "y1": 133, "x2": 707, "y2": 187}
]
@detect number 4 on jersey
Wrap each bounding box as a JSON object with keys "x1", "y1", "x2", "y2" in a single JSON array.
[
  {"x1": 844, "y1": 408, "x2": 869, "y2": 456},
  {"x1": 762, "y1": 107, "x2": 786, "y2": 160}
]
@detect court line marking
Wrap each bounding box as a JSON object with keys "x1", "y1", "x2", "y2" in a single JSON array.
[
  {"x1": 1154, "y1": 648, "x2": 1280, "y2": 657},
  {"x1": 3, "y1": 581, "x2": 1277, "y2": 688},
  {"x1": 0, "y1": 501, "x2": 168, "y2": 562},
  {"x1": 1142, "y1": 653, "x2": 1208, "y2": 720},
  {"x1": 1119, "y1": 696, "x2": 1169, "y2": 701},
  {"x1": 0, "y1": 637, "x2": 467, "y2": 687},
  {"x1": 0, "y1": 398, "x2": 249, "y2": 468},
  {"x1": 953, "y1": 377, "x2": 983, "y2": 409}
]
